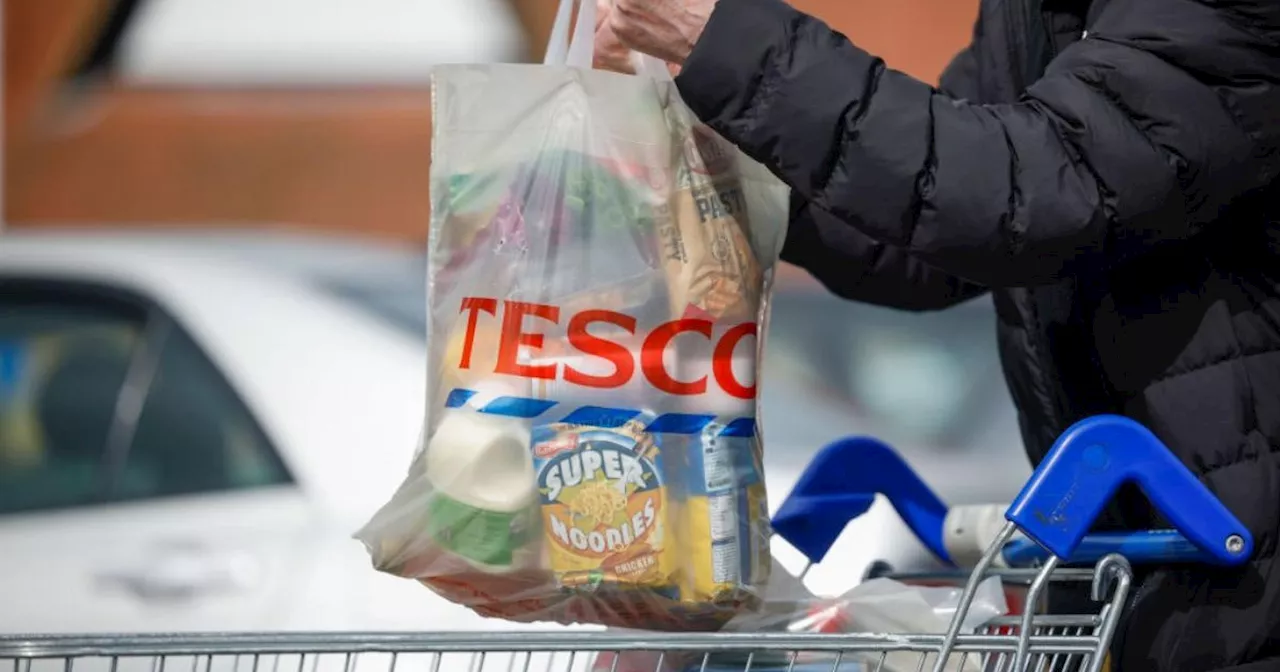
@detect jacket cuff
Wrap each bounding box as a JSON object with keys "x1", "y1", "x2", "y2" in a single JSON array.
[{"x1": 674, "y1": 0, "x2": 800, "y2": 126}]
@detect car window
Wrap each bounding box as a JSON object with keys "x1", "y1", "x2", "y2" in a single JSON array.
[
  {"x1": 0, "y1": 292, "x2": 143, "y2": 514},
  {"x1": 0, "y1": 281, "x2": 292, "y2": 515},
  {"x1": 110, "y1": 320, "x2": 293, "y2": 503}
]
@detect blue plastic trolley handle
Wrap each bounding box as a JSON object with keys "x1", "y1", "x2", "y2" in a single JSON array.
[
  {"x1": 1000, "y1": 530, "x2": 1215, "y2": 566},
  {"x1": 1006, "y1": 414, "x2": 1252, "y2": 566},
  {"x1": 771, "y1": 415, "x2": 1254, "y2": 568},
  {"x1": 770, "y1": 436, "x2": 953, "y2": 566}
]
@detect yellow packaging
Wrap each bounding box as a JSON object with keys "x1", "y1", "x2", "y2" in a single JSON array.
[
  {"x1": 530, "y1": 416, "x2": 679, "y2": 597},
  {"x1": 671, "y1": 424, "x2": 770, "y2": 607}
]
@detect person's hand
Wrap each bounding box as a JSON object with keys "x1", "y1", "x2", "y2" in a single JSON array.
[
  {"x1": 593, "y1": 0, "x2": 636, "y2": 73},
  {"x1": 594, "y1": 0, "x2": 714, "y2": 72}
]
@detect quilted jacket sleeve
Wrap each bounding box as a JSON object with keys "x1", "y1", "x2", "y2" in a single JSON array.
[
  {"x1": 675, "y1": 0, "x2": 1280, "y2": 287},
  {"x1": 780, "y1": 196, "x2": 987, "y2": 311},
  {"x1": 778, "y1": 13, "x2": 991, "y2": 311}
]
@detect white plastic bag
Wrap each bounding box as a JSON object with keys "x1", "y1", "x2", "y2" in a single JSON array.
[
  {"x1": 722, "y1": 567, "x2": 1008, "y2": 672},
  {"x1": 592, "y1": 560, "x2": 1008, "y2": 672},
  {"x1": 356, "y1": 0, "x2": 790, "y2": 631},
  {"x1": 838, "y1": 577, "x2": 1007, "y2": 638}
]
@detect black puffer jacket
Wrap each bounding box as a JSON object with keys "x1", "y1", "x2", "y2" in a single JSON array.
[{"x1": 674, "y1": 0, "x2": 1280, "y2": 669}]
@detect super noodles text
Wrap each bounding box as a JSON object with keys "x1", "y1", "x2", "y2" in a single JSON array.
[
  {"x1": 550, "y1": 498, "x2": 656, "y2": 555},
  {"x1": 457, "y1": 297, "x2": 756, "y2": 399},
  {"x1": 543, "y1": 446, "x2": 648, "y2": 502}
]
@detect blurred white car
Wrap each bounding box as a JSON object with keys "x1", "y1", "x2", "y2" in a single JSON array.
[{"x1": 0, "y1": 229, "x2": 1030, "y2": 634}]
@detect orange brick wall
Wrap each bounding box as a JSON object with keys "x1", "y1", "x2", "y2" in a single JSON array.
[{"x1": 797, "y1": 0, "x2": 977, "y2": 87}]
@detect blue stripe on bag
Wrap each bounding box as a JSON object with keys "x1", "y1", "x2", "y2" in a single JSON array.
[
  {"x1": 644, "y1": 413, "x2": 716, "y2": 435},
  {"x1": 719, "y1": 417, "x2": 757, "y2": 438},
  {"x1": 559, "y1": 406, "x2": 641, "y2": 428},
  {"x1": 478, "y1": 396, "x2": 559, "y2": 418},
  {"x1": 444, "y1": 388, "x2": 755, "y2": 438},
  {"x1": 444, "y1": 388, "x2": 478, "y2": 408}
]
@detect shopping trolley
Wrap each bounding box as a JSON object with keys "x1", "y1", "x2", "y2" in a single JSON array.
[{"x1": 0, "y1": 415, "x2": 1253, "y2": 672}]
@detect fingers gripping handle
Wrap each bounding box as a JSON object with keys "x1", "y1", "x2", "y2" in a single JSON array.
[
  {"x1": 771, "y1": 436, "x2": 953, "y2": 565},
  {"x1": 1006, "y1": 415, "x2": 1253, "y2": 566},
  {"x1": 545, "y1": 0, "x2": 674, "y2": 76}
]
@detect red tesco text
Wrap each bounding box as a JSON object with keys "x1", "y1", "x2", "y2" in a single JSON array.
[{"x1": 457, "y1": 297, "x2": 756, "y2": 400}]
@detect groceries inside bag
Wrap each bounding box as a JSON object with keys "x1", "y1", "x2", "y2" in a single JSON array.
[{"x1": 354, "y1": 0, "x2": 789, "y2": 631}]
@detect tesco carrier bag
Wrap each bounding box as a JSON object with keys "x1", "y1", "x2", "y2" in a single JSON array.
[{"x1": 355, "y1": 0, "x2": 789, "y2": 631}]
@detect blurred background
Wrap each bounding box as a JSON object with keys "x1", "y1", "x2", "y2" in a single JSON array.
[{"x1": 1, "y1": 0, "x2": 1031, "y2": 635}]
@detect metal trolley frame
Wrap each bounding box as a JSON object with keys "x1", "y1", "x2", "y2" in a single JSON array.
[{"x1": 0, "y1": 415, "x2": 1254, "y2": 672}]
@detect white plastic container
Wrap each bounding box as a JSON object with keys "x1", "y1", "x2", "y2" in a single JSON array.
[{"x1": 422, "y1": 406, "x2": 540, "y2": 573}]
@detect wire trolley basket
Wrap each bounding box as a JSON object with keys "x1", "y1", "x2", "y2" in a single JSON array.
[{"x1": 0, "y1": 415, "x2": 1254, "y2": 672}]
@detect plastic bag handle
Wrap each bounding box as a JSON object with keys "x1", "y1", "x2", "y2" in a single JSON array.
[
  {"x1": 1005, "y1": 414, "x2": 1253, "y2": 566},
  {"x1": 544, "y1": 0, "x2": 596, "y2": 68},
  {"x1": 770, "y1": 436, "x2": 952, "y2": 566},
  {"x1": 632, "y1": 52, "x2": 676, "y2": 82}
]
